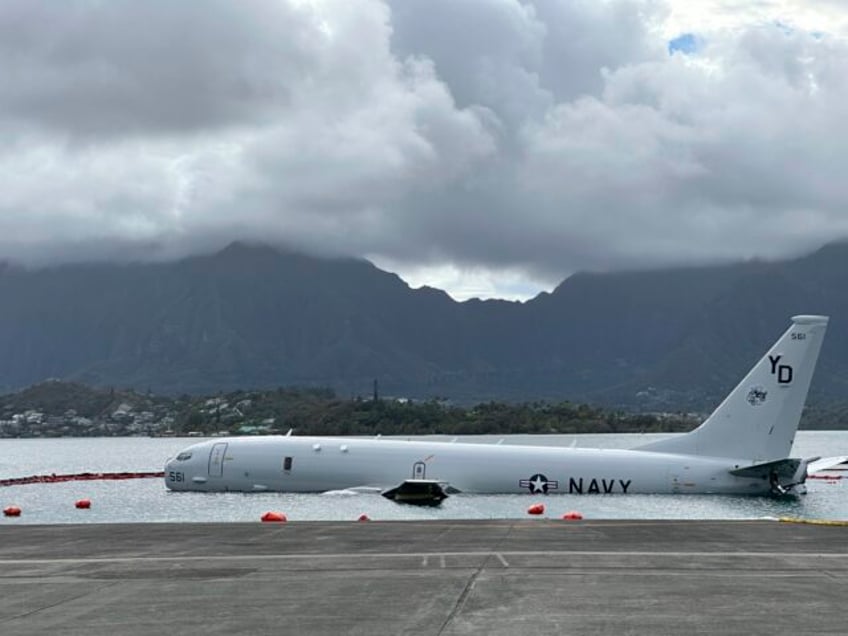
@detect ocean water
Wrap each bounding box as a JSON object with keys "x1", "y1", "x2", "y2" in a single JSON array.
[{"x1": 0, "y1": 432, "x2": 846, "y2": 524}]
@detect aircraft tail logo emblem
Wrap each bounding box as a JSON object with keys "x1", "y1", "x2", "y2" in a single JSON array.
[{"x1": 746, "y1": 386, "x2": 768, "y2": 406}]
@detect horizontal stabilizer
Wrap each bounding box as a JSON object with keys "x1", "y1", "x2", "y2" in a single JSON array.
[
  {"x1": 730, "y1": 458, "x2": 807, "y2": 495},
  {"x1": 806, "y1": 455, "x2": 848, "y2": 475},
  {"x1": 729, "y1": 458, "x2": 802, "y2": 479}
]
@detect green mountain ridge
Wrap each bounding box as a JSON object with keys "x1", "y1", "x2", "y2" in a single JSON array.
[{"x1": 1, "y1": 241, "x2": 847, "y2": 411}]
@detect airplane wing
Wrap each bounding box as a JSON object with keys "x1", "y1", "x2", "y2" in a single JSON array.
[
  {"x1": 322, "y1": 480, "x2": 457, "y2": 506},
  {"x1": 381, "y1": 479, "x2": 451, "y2": 506},
  {"x1": 805, "y1": 456, "x2": 848, "y2": 475}
]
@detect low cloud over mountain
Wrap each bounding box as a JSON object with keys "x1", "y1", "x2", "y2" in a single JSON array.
[{"x1": 2, "y1": 2, "x2": 848, "y2": 299}]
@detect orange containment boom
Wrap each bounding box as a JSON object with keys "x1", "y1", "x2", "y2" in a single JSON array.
[{"x1": 0, "y1": 471, "x2": 164, "y2": 487}]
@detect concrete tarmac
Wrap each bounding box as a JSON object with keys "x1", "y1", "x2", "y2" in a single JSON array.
[{"x1": 0, "y1": 519, "x2": 845, "y2": 635}]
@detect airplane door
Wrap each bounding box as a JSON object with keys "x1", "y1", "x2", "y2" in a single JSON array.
[
  {"x1": 412, "y1": 461, "x2": 426, "y2": 479},
  {"x1": 208, "y1": 442, "x2": 228, "y2": 477}
]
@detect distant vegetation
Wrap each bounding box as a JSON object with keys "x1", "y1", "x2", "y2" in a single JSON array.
[
  {"x1": 210, "y1": 391, "x2": 700, "y2": 436},
  {"x1": 2, "y1": 380, "x2": 847, "y2": 438},
  {"x1": 0, "y1": 381, "x2": 705, "y2": 437},
  {"x1": 799, "y1": 403, "x2": 848, "y2": 430}
]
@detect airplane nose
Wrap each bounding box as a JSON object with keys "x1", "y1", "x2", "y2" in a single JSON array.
[
  {"x1": 164, "y1": 457, "x2": 185, "y2": 489},
  {"x1": 164, "y1": 459, "x2": 175, "y2": 487},
  {"x1": 165, "y1": 448, "x2": 200, "y2": 489}
]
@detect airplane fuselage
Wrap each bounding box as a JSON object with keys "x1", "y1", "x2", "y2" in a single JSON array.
[
  {"x1": 165, "y1": 435, "x2": 774, "y2": 496},
  {"x1": 164, "y1": 316, "x2": 829, "y2": 500}
]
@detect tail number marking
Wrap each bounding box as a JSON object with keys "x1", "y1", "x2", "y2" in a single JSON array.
[{"x1": 768, "y1": 354, "x2": 793, "y2": 384}]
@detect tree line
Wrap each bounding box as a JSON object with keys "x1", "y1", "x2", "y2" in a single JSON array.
[
  {"x1": 4, "y1": 381, "x2": 847, "y2": 437},
  {"x1": 180, "y1": 387, "x2": 701, "y2": 436}
]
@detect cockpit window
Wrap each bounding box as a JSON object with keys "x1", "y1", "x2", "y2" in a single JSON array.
[{"x1": 176, "y1": 451, "x2": 193, "y2": 461}]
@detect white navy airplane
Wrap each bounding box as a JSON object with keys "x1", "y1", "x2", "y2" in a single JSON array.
[{"x1": 165, "y1": 315, "x2": 841, "y2": 504}]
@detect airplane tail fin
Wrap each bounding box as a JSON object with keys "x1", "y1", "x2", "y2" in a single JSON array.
[{"x1": 635, "y1": 315, "x2": 828, "y2": 461}]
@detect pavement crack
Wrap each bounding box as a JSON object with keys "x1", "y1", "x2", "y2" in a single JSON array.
[
  {"x1": 437, "y1": 565, "x2": 482, "y2": 635},
  {"x1": 5, "y1": 582, "x2": 114, "y2": 622},
  {"x1": 437, "y1": 523, "x2": 515, "y2": 634}
]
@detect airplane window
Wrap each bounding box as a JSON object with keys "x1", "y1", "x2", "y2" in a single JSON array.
[
  {"x1": 283, "y1": 456, "x2": 292, "y2": 471},
  {"x1": 176, "y1": 452, "x2": 193, "y2": 461}
]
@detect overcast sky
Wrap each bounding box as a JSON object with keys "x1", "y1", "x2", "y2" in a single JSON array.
[{"x1": 2, "y1": 1, "x2": 847, "y2": 300}]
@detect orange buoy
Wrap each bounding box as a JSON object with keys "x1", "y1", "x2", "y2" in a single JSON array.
[
  {"x1": 261, "y1": 511, "x2": 287, "y2": 523},
  {"x1": 561, "y1": 511, "x2": 584, "y2": 520},
  {"x1": 527, "y1": 503, "x2": 545, "y2": 515},
  {"x1": 357, "y1": 513, "x2": 370, "y2": 522},
  {"x1": 3, "y1": 505, "x2": 22, "y2": 517},
  {"x1": 75, "y1": 499, "x2": 92, "y2": 509}
]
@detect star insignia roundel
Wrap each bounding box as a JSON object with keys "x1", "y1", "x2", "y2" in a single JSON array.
[{"x1": 519, "y1": 473, "x2": 559, "y2": 494}]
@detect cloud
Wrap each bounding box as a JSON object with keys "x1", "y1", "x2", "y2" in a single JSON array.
[
  {"x1": 0, "y1": 0, "x2": 319, "y2": 137},
  {"x1": 0, "y1": 0, "x2": 496, "y2": 262},
  {"x1": 1, "y1": 0, "x2": 848, "y2": 299}
]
